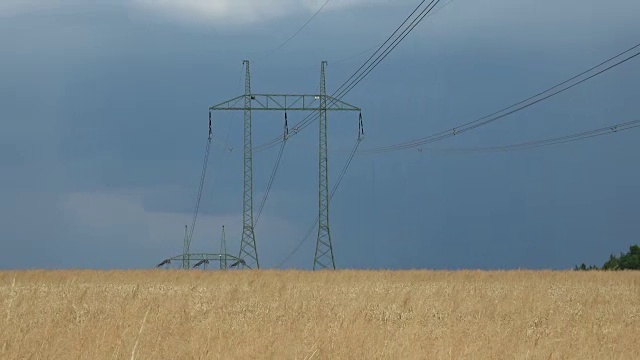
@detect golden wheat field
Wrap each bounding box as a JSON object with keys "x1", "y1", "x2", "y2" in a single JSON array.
[{"x1": 1, "y1": 270, "x2": 639, "y2": 359}]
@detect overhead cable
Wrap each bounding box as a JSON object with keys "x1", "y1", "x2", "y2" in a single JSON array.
[
  {"x1": 255, "y1": 0, "x2": 442, "y2": 152},
  {"x1": 331, "y1": 0, "x2": 456, "y2": 64},
  {"x1": 361, "y1": 43, "x2": 640, "y2": 154},
  {"x1": 255, "y1": 117, "x2": 289, "y2": 226},
  {"x1": 408, "y1": 119, "x2": 640, "y2": 154},
  {"x1": 255, "y1": 0, "x2": 332, "y2": 62},
  {"x1": 276, "y1": 128, "x2": 364, "y2": 268}
]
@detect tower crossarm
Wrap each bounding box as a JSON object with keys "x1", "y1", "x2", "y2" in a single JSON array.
[
  {"x1": 210, "y1": 94, "x2": 360, "y2": 112},
  {"x1": 167, "y1": 253, "x2": 241, "y2": 262}
]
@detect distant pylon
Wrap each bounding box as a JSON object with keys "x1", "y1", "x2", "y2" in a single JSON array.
[
  {"x1": 314, "y1": 61, "x2": 336, "y2": 270},
  {"x1": 238, "y1": 60, "x2": 259, "y2": 269}
]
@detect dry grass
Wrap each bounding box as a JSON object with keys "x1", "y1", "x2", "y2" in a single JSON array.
[{"x1": 0, "y1": 270, "x2": 639, "y2": 359}]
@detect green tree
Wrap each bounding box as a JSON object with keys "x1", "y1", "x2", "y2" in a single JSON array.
[
  {"x1": 574, "y1": 263, "x2": 598, "y2": 271},
  {"x1": 601, "y1": 245, "x2": 640, "y2": 270},
  {"x1": 575, "y1": 245, "x2": 640, "y2": 271}
]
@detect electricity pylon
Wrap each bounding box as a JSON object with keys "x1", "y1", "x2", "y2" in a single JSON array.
[
  {"x1": 209, "y1": 61, "x2": 361, "y2": 269},
  {"x1": 314, "y1": 61, "x2": 334, "y2": 270},
  {"x1": 238, "y1": 60, "x2": 259, "y2": 269}
]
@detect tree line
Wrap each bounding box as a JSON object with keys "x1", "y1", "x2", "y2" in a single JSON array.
[{"x1": 575, "y1": 244, "x2": 640, "y2": 270}]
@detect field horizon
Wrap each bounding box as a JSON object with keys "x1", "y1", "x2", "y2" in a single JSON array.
[{"x1": 2, "y1": 269, "x2": 639, "y2": 359}]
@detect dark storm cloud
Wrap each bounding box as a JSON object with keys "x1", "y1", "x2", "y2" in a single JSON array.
[{"x1": 1, "y1": 0, "x2": 639, "y2": 269}]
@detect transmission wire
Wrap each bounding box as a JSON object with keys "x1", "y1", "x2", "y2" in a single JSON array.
[
  {"x1": 336, "y1": 1, "x2": 440, "y2": 98},
  {"x1": 255, "y1": 0, "x2": 332, "y2": 62},
  {"x1": 187, "y1": 64, "x2": 244, "y2": 247},
  {"x1": 408, "y1": 119, "x2": 640, "y2": 154},
  {"x1": 255, "y1": 0, "x2": 441, "y2": 152},
  {"x1": 286, "y1": 0, "x2": 441, "y2": 138},
  {"x1": 331, "y1": 0, "x2": 456, "y2": 64},
  {"x1": 276, "y1": 117, "x2": 640, "y2": 267},
  {"x1": 276, "y1": 135, "x2": 364, "y2": 268},
  {"x1": 334, "y1": 0, "x2": 439, "y2": 97},
  {"x1": 361, "y1": 47, "x2": 640, "y2": 153},
  {"x1": 259, "y1": 34, "x2": 640, "y2": 155},
  {"x1": 255, "y1": 139, "x2": 288, "y2": 226},
  {"x1": 186, "y1": 136, "x2": 212, "y2": 249},
  {"x1": 279, "y1": 0, "x2": 441, "y2": 141},
  {"x1": 256, "y1": 0, "x2": 428, "y2": 263},
  {"x1": 269, "y1": 0, "x2": 443, "y2": 267},
  {"x1": 269, "y1": 7, "x2": 640, "y2": 266}
]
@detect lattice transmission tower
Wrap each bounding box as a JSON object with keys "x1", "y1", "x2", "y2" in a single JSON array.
[
  {"x1": 314, "y1": 61, "x2": 334, "y2": 270},
  {"x1": 239, "y1": 60, "x2": 258, "y2": 269},
  {"x1": 209, "y1": 60, "x2": 361, "y2": 269}
]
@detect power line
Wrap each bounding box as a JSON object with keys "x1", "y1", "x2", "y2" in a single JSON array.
[
  {"x1": 268, "y1": 9, "x2": 640, "y2": 267},
  {"x1": 254, "y1": 113, "x2": 292, "y2": 228},
  {"x1": 360, "y1": 43, "x2": 640, "y2": 154},
  {"x1": 411, "y1": 119, "x2": 640, "y2": 154},
  {"x1": 276, "y1": 218, "x2": 317, "y2": 269},
  {"x1": 275, "y1": 117, "x2": 640, "y2": 268},
  {"x1": 255, "y1": 0, "x2": 442, "y2": 152},
  {"x1": 275, "y1": 118, "x2": 640, "y2": 267},
  {"x1": 186, "y1": 126, "x2": 212, "y2": 248},
  {"x1": 269, "y1": 0, "x2": 444, "y2": 267},
  {"x1": 206, "y1": 64, "x2": 245, "y2": 207},
  {"x1": 331, "y1": 0, "x2": 456, "y2": 64},
  {"x1": 276, "y1": 47, "x2": 640, "y2": 266},
  {"x1": 255, "y1": 0, "x2": 332, "y2": 62},
  {"x1": 259, "y1": 42, "x2": 640, "y2": 155},
  {"x1": 273, "y1": 43, "x2": 640, "y2": 266},
  {"x1": 276, "y1": 134, "x2": 364, "y2": 268},
  {"x1": 255, "y1": 132, "x2": 288, "y2": 226},
  {"x1": 335, "y1": 0, "x2": 440, "y2": 97},
  {"x1": 268, "y1": 0, "x2": 439, "y2": 146},
  {"x1": 281, "y1": 0, "x2": 441, "y2": 140},
  {"x1": 187, "y1": 64, "x2": 244, "y2": 247}
]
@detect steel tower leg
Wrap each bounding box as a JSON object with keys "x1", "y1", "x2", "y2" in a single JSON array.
[
  {"x1": 182, "y1": 225, "x2": 189, "y2": 269},
  {"x1": 314, "y1": 61, "x2": 335, "y2": 270},
  {"x1": 220, "y1": 225, "x2": 228, "y2": 270},
  {"x1": 238, "y1": 60, "x2": 259, "y2": 269}
]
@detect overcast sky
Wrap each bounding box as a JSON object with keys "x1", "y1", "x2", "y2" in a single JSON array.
[{"x1": 1, "y1": 0, "x2": 639, "y2": 270}]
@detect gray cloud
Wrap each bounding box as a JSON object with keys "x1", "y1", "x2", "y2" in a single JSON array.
[{"x1": 1, "y1": 0, "x2": 405, "y2": 26}]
